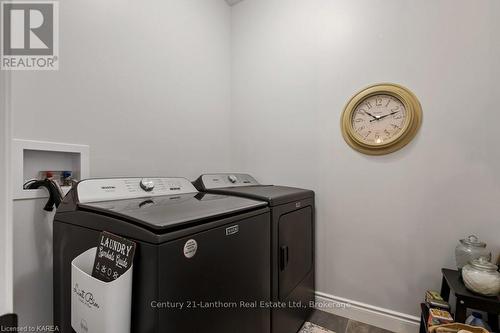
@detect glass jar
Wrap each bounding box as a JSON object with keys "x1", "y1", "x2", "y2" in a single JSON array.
[
  {"x1": 455, "y1": 235, "x2": 491, "y2": 271},
  {"x1": 462, "y1": 257, "x2": 500, "y2": 296}
]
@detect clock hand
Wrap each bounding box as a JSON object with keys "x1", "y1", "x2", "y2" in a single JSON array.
[
  {"x1": 363, "y1": 111, "x2": 378, "y2": 120},
  {"x1": 380, "y1": 111, "x2": 400, "y2": 119},
  {"x1": 370, "y1": 111, "x2": 400, "y2": 122}
]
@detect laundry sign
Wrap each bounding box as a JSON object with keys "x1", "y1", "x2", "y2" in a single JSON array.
[{"x1": 92, "y1": 231, "x2": 136, "y2": 282}]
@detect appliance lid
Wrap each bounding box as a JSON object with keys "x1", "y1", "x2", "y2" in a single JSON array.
[
  {"x1": 79, "y1": 192, "x2": 267, "y2": 231},
  {"x1": 195, "y1": 174, "x2": 314, "y2": 206},
  {"x1": 74, "y1": 178, "x2": 267, "y2": 231}
]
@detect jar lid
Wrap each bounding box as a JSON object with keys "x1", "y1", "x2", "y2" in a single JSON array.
[
  {"x1": 460, "y1": 235, "x2": 487, "y2": 248},
  {"x1": 470, "y1": 257, "x2": 498, "y2": 272}
]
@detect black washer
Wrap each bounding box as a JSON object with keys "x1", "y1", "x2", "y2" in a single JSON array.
[{"x1": 54, "y1": 177, "x2": 271, "y2": 333}]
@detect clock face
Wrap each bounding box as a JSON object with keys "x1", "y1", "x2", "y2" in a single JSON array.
[{"x1": 351, "y1": 94, "x2": 407, "y2": 145}]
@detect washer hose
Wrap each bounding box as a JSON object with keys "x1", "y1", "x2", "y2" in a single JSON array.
[{"x1": 23, "y1": 179, "x2": 64, "y2": 211}]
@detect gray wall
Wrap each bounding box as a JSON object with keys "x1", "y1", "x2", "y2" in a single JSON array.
[
  {"x1": 0, "y1": 71, "x2": 12, "y2": 315},
  {"x1": 11, "y1": 0, "x2": 232, "y2": 326},
  {"x1": 231, "y1": 0, "x2": 500, "y2": 317}
]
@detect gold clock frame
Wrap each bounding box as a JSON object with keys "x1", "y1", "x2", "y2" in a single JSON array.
[{"x1": 341, "y1": 83, "x2": 422, "y2": 155}]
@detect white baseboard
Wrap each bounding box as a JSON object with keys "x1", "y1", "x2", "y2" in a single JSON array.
[{"x1": 315, "y1": 291, "x2": 420, "y2": 333}]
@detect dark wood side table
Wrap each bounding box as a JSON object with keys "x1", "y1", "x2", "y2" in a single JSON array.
[
  {"x1": 419, "y1": 303, "x2": 430, "y2": 333},
  {"x1": 441, "y1": 268, "x2": 500, "y2": 331}
]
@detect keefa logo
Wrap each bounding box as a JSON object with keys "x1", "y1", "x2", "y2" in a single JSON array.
[{"x1": 1, "y1": 1, "x2": 59, "y2": 70}]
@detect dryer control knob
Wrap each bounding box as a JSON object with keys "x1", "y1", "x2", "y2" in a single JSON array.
[
  {"x1": 140, "y1": 178, "x2": 155, "y2": 192},
  {"x1": 228, "y1": 175, "x2": 238, "y2": 184}
]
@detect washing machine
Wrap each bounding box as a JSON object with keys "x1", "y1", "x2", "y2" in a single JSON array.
[
  {"x1": 53, "y1": 177, "x2": 271, "y2": 333},
  {"x1": 193, "y1": 173, "x2": 315, "y2": 333}
]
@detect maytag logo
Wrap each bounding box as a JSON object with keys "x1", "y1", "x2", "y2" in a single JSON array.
[
  {"x1": 101, "y1": 186, "x2": 116, "y2": 190},
  {"x1": 73, "y1": 283, "x2": 100, "y2": 309},
  {"x1": 1, "y1": 1, "x2": 59, "y2": 70},
  {"x1": 225, "y1": 225, "x2": 239, "y2": 236}
]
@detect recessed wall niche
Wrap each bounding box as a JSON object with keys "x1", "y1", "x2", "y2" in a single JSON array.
[{"x1": 12, "y1": 139, "x2": 89, "y2": 200}]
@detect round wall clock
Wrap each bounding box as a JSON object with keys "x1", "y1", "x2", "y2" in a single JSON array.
[{"x1": 340, "y1": 83, "x2": 422, "y2": 155}]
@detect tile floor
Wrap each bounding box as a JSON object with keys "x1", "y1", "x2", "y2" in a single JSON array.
[{"x1": 308, "y1": 310, "x2": 394, "y2": 333}]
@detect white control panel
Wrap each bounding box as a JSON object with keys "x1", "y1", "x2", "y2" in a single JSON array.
[
  {"x1": 77, "y1": 178, "x2": 198, "y2": 203},
  {"x1": 200, "y1": 174, "x2": 259, "y2": 189}
]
